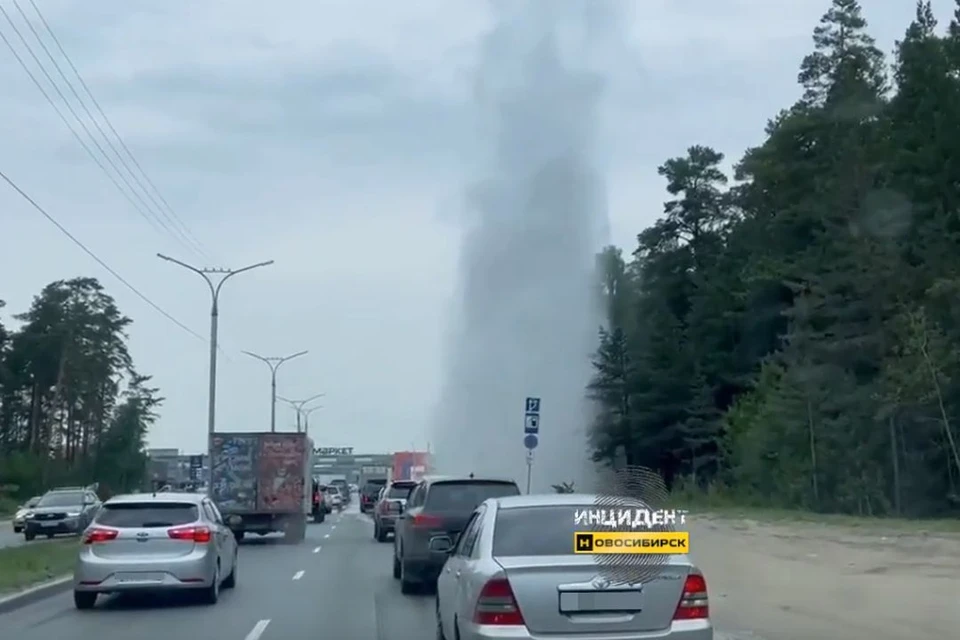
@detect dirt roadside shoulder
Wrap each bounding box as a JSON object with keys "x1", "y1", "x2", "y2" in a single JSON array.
[{"x1": 689, "y1": 510, "x2": 959, "y2": 640}]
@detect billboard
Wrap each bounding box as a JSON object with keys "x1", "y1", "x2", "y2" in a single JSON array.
[{"x1": 392, "y1": 451, "x2": 430, "y2": 482}]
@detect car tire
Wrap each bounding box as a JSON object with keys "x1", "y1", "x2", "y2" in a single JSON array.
[
  {"x1": 376, "y1": 526, "x2": 388, "y2": 543},
  {"x1": 24, "y1": 531, "x2": 35, "y2": 541},
  {"x1": 392, "y1": 552, "x2": 401, "y2": 579},
  {"x1": 201, "y1": 564, "x2": 220, "y2": 604},
  {"x1": 373, "y1": 521, "x2": 380, "y2": 540},
  {"x1": 73, "y1": 591, "x2": 96, "y2": 610},
  {"x1": 222, "y1": 553, "x2": 237, "y2": 589},
  {"x1": 400, "y1": 561, "x2": 418, "y2": 594},
  {"x1": 13, "y1": 526, "x2": 21, "y2": 533}
]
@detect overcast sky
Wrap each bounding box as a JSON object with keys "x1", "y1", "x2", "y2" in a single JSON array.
[{"x1": 0, "y1": 0, "x2": 945, "y2": 456}]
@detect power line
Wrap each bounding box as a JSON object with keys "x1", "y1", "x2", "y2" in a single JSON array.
[
  {"x1": 21, "y1": 0, "x2": 212, "y2": 260},
  {"x1": 0, "y1": 4, "x2": 203, "y2": 259},
  {"x1": 0, "y1": 166, "x2": 207, "y2": 342}
]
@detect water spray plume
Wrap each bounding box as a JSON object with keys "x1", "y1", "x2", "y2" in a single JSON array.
[{"x1": 431, "y1": 0, "x2": 622, "y2": 492}]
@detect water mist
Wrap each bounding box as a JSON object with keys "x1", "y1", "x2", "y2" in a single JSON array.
[{"x1": 430, "y1": 0, "x2": 620, "y2": 492}]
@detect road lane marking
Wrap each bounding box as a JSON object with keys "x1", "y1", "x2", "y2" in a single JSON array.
[
  {"x1": 244, "y1": 619, "x2": 271, "y2": 640},
  {"x1": 313, "y1": 546, "x2": 321, "y2": 553},
  {"x1": 331, "y1": 525, "x2": 337, "y2": 530},
  {"x1": 323, "y1": 533, "x2": 330, "y2": 538},
  {"x1": 293, "y1": 570, "x2": 304, "y2": 580}
]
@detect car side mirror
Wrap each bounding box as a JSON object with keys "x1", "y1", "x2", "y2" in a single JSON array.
[{"x1": 428, "y1": 536, "x2": 454, "y2": 554}]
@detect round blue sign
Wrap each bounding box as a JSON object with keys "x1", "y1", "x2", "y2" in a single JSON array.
[{"x1": 523, "y1": 434, "x2": 538, "y2": 450}]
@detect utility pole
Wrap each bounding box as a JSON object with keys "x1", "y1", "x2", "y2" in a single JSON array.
[
  {"x1": 277, "y1": 394, "x2": 325, "y2": 432},
  {"x1": 157, "y1": 254, "x2": 273, "y2": 495},
  {"x1": 243, "y1": 351, "x2": 308, "y2": 432}
]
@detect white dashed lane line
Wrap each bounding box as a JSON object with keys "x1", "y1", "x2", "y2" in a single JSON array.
[
  {"x1": 244, "y1": 619, "x2": 271, "y2": 640},
  {"x1": 313, "y1": 546, "x2": 321, "y2": 553},
  {"x1": 292, "y1": 570, "x2": 305, "y2": 580},
  {"x1": 323, "y1": 533, "x2": 330, "y2": 539}
]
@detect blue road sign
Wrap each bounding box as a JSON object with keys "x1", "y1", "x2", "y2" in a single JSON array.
[
  {"x1": 524, "y1": 413, "x2": 539, "y2": 434},
  {"x1": 525, "y1": 397, "x2": 541, "y2": 413},
  {"x1": 523, "y1": 434, "x2": 538, "y2": 450}
]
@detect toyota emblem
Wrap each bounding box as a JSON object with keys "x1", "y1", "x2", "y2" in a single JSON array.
[{"x1": 591, "y1": 575, "x2": 611, "y2": 590}]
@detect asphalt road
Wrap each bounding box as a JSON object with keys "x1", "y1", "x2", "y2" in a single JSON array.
[
  {"x1": 0, "y1": 504, "x2": 436, "y2": 640},
  {"x1": 0, "y1": 518, "x2": 81, "y2": 549},
  {"x1": 0, "y1": 519, "x2": 26, "y2": 548},
  {"x1": 1, "y1": 502, "x2": 770, "y2": 640}
]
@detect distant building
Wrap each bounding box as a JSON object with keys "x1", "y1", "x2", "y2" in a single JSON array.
[{"x1": 145, "y1": 449, "x2": 207, "y2": 489}]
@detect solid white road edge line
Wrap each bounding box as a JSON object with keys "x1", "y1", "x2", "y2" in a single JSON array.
[
  {"x1": 244, "y1": 619, "x2": 271, "y2": 640},
  {"x1": 292, "y1": 570, "x2": 305, "y2": 580}
]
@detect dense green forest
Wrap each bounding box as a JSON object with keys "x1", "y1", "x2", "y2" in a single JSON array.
[
  {"x1": 587, "y1": 0, "x2": 960, "y2": 518},
  {"x1": 0, "y1": 277, "x2": 160, "y2": 511}
]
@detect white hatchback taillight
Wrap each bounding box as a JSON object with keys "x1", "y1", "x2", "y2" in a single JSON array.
[
  {"x1": 673, "y1": 572, "x2": 709, "y2": 620},
  {"x1": 83, "y1": 527, "x2": 118, "y2": 544}
]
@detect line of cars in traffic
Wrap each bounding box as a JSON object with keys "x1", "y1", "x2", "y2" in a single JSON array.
[
  {"x1": 363, "y1": 474, "x2": 713, "y2": 639},
  {"x1": 310, "y1": 477, "x2": 351, "y2": 522}
]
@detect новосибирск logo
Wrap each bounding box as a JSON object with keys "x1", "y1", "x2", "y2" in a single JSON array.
[
  {"x1": 574, "y1": 531, "x2": 690, "y2": 553},
  {"x1": 581, "y1": 465, "x2": 692, "y2": 585}
]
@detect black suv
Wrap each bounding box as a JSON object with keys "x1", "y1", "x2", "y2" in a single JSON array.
[
  {"x1": 360, "y1": 479, "x2": 387, "y2": 512},
  {"x1": 392, "y1": 475, "x2": 520, "y2": 593}
]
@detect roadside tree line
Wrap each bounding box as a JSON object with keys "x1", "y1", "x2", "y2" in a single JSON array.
[
  {"x1": 0, "y1": 277, "x2": 160, "y2": 511},
  {"x1": 587, "y1": 0, "x2": 960, "y2": 517}
]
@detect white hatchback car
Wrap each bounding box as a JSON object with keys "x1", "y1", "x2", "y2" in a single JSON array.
[{"x1": 73, "y1": 492, "x2": 238, "y2": 609}]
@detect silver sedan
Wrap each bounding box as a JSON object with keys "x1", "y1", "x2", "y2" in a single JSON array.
[
  {"x1": 434, "y1": 493, "x2": 712, "y2": 640},
  {"x1": 12, "y1": 496, "x2": 41, "y2": 533},
  {"x1": 73, "y1": 492, "x2": 238, "y2": 609}
]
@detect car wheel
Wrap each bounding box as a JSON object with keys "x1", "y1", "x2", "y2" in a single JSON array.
[
  {"x1": 24, "y1": 531, "x2": 35, "y2": 541},
  {"x1": 376, "y1": 526, "x2": 388, "y2": 543},
  {"x1": 13, "y1": 526, "x2": 21, "y2": 533},
  {"x1": 201, "y1": 563, "x2": 220, "y2": 604},
  {"x1": 400, "y1": 560, "x2": 418, "y2": 594},
  {"x1": 222, "y1": 553, "x2": 237, "y2": 589},
  {"x1": 74, "y1": 591, "x2": 96, "y2": 610},
  {"x1": 392, "y1": 551, "x2": 401, "y2": 579}
]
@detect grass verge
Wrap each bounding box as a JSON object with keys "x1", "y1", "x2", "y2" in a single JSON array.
[{"x1": 0, "y1": 540, "x2": 77, "y2": 596}]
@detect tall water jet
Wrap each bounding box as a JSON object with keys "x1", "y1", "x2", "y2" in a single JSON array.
[{"x1": 431, "y1": 0, "x2": 620, "y2": 491}]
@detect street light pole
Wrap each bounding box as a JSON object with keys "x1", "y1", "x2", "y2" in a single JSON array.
[
  {"x1": 157, "y1": 254, "x2": 273, "y2": 493},
  {"x1": 301, "y1": 405, "x2": 324, "y2": 439},
  {"x1": 243, "y1": 351, "x2": 309, "y2": 432},
  {"x1": 277, "y1": 394, "x2": 325, "y2": 433}
]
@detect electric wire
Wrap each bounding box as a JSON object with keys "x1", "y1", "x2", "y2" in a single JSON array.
[
  {"x1": 21, "y1": 0, "x2": 212, "y2": 259},
  {"x1": 0, "y1": 4, "x2": 203, "y2": 259},
  {"x1": 0, "y1": 167, "x2": 207, "y2": 343}
]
